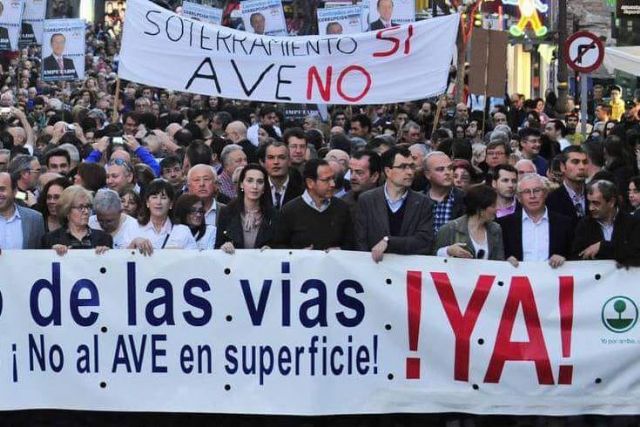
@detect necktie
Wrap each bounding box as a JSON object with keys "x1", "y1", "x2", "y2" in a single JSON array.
[
  {"x1": 57, "y1": 57, "x2": 64, "y2": 71},
  {"x1": 573, "y1": 196, "x2": 585, "y2": 217},
  {"x1": 274, "y1": 191, "x2": 282, "y2": 210}
]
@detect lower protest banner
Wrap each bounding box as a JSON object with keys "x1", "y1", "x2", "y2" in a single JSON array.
[{"x1": 0, "y1": 250, "x2": 639, "y2": 415}]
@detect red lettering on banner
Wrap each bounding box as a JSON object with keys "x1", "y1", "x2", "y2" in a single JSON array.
[
  {"x1": 336, "y1": 66, "x2": 372, "y2": 103},
  {"x1": 373, "y1": 27, "x2": 401, "y2": 57},
  {"x1": 558, "y1": 276, "x2": 574, "y2": 385},
  {"x1": 406, "y1": 271, "x2": 422, "y2": 379},
  {"x1": 306, "y1": 66, "x2": 333, "y2": 102},
  {"x1": 484, "y1": 277, "x2": 554, "y2": 385},
  {"x1": 431, "y1": 272, "x2": 495, "y2": 382},
  {"x1": 403, "y1": 25, "x2": 414, "y2": 54}
]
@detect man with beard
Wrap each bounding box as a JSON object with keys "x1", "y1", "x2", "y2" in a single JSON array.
[
  {"x1": 546, "y1": 146, "x2": 589, "y2": 226},
  {"x1": 342, "y1": 150, "x2": 381, "y2": 221}
]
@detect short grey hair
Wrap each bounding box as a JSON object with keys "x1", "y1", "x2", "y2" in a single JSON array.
[
  {"x1": 587, "y1": 179, "x2": 618, "y2": 204},
  {"x1": 423, "y1": 150, "x2": 450, "y2": 171},
  {"x1": 220, "y1": 144, "x2": 243, "y2": 167},
  {"x1": 93, "y1": 188, "x2": 122, "y2": 213},
  {"x1": 409, "y1": 143, "x2": 428, "y2": 156},
  {"x1": 516, "y1": 173, "x2": 545, "y2": 193},
  {"x1": 403, "y1": 121, "x2": 421, "y2": 132},
  {"x1": 8, "y1": 154, "x2": 35, "y2": 176}
]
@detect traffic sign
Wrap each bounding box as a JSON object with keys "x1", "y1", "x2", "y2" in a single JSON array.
[{"x1": 564, "y1": 31, "x2": 605, "y2": 73}]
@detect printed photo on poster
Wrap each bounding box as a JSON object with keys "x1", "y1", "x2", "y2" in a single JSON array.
[
  {"x1": 182, "y1": 1, "x2": 222, "y2": 25},
  {"x1": 20, "y1": 0, "x2": 45, "y2": 47},
  {"x1": 46, "y1": 0, "x2": 79, "y2": 18},
  {"x1": 241, "y1": 0, "x2": 287, "y2": 36},
  {"x1": 368, "y1": 0, "x2": 414, "y2": 30},
  {"x1": 317, "y1": 5, "x2": 362, "y2": 35},
  {"x1": 41, "y1": 19, "x2": 85, "y2": 81},
  {"x1": 0, "y1": 0, "x2": 25, "y2": 51}
]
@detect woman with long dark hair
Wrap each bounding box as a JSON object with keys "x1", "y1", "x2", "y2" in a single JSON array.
[
  {"x1": 174, "y1": 193, "x2": 216, "y2": 250},
  {"x1": 36, "y1": 176, "x2": 71, "y2": 232},
  {"x1": 215, "y1": 164, "x2": 278, "y2": 253}
]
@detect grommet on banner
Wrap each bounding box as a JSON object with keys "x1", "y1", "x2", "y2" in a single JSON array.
[
  {"x1": 477, "y1": 338, "x2": 484, "y2": 345},
  {"x1": 101, "y1": 326, "x2": 107, "y2": 333},
  {"x1": 224, "y1": 268, "x2": 231, "y2": 275},
  {"x1": 595, "y1": 378, "x2": 602, "y2": 384},
  {"x1": 226, "y1": 315, "x2": 233, "y2": 322},
  {"x1": 595, "y1": 274, "x2": 601, "y2": 280},
  {"x1": 385, "y1": 278, "x2": 392, "y2": 285},
  {"x1": 131, "y1": 251, "x2": 136, "y2": 256},
  {"x1": 497, "y1": 281, "x2": 504, "y2": 287},
  {"x1": 387, "y1": 373, "x2": 394, "y2": 380},
  {"x1": 224, "y1": 384, "x2": 231, "y2": 391},
  {"x1": 100, "y1": 382, "x2": 107, "y2": 388},
  {"x1": 100, "y1": 267, "x2": 106, "y2": 274},
  {"x1": 443, "y1": 259, "x2": 448, "y2": 263},
  {"x1": 472, "y1": 384, "x2": 479, "y2": 390},
  {"x1": 385, "y1": 324, "x2": 392, "y2": 330}
]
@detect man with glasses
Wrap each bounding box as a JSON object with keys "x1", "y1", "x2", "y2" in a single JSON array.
[
  {"x1": 160, "y1": 156, "x2": 184, "y2": 192},
  {"x1": 106, "y1": 158, "x2": 135, "y2": 194},
  {"x1": 356, "y1": 146, "x2": 433, "y2": 262},
  {"x1": 8, "y1": 155, "x2": 40, "y2": 207},
  {"x1": 423, "y1": 151, "x2": 465, "y2": 233},
  {"x1": 275, "y1": 159, "x2": 353, "y2": 250},
  {"x1": 483, "y1": 139, "x2": 510, "y2": 176},
  {"x1": 518, "y1": 128, "x2": 548, "y2": 175},
  {"x1": 498, "y1": 173, "x2": 573, "y2": 268}
]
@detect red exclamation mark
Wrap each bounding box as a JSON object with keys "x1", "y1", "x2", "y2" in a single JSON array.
[
  {"x1": 406, "y1": 271, "x2": 422, "y2": 379},
  {"x1": 558, "y1": 276, "x2": 574, "y2": 385}
]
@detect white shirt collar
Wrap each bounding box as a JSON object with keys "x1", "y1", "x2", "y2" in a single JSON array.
[
  {"x1": 522, "y1": 208, "x2": 549, "y2": 225},
  {"x1": 142, "y1": 218, "x2": 172, "y2": 234}
]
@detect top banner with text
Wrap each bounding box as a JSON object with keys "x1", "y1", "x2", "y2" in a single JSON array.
[
  {"x1": 117, "y1": 0, "x2": 458, "y2": 104},
  {"x1": 0, "y1": 250, "x2": 639, "y2": 415}
]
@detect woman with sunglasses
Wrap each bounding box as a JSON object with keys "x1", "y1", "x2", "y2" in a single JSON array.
[
  {"x1": 41, "y1": 185, "x2": 113, "y2": 256},
  {"x1": 433, "y1": 184, "x2": 504, "y2": 260},
  {"x1": 129, "y1": 179, "x2": 197, "y2": 252},
  {"x1": 173, "y1": 193, "x2": 216, "y2": 250},
  {"x1": 215, "y1": 164, "x2": 277, "y2": 253}
]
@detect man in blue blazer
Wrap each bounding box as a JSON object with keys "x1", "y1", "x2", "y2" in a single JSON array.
[{"x1": 0, "y1": 172, "x2": 45, "y2": 249}]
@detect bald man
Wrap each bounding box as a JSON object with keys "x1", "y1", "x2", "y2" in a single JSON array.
[{"x1": 187, "y1": 164, "x2": 224, "y2": 226}]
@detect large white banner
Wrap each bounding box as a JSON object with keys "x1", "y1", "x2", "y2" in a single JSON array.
[
  {"x1": 19, "y1": 0, "x2": 45, "y2": 47},
  {"x1": 41, "y1": 18, "x2": 85, "y2": 82},
  {"x1": 0, "y1": 250, "x2": 639, "y2": 415},
  {"x1": 0, "y1": 0, "x2": 25, "y2": 51},
  {"x1": 118, "y1": 0, "x2": 458, "y2": 105}
]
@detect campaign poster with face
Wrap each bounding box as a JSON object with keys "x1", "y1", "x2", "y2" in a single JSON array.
[
  {"x1": 241, "y1": 0, "x2": 287, "y2": 37},
  {"x1": 368, "y1": 0, "x2": 415, "y2": 30},
  {"x1": 182, "y1": 1, "x2": 222, "y2": 25},
  {"x1": 317, "y1": 5, "x2": 362, "y2": 36},
  {"x1": 19, "y1": 0, "x2": 45, "y2": 47},
  {"x1": 0, "y1": 0, "x2": 25, "y2": 51},
  {"x1": 41, "y1": 18, "x2": 85, "y2": 82}
]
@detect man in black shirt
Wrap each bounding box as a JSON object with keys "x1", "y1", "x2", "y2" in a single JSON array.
[{"x1": 275, "y1": 159, "x2": 354, "y2": 250}]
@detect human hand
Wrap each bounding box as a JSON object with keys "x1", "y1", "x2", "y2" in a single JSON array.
[
  {"x1": 221, "y1": 242, "x2": 235, "y2": 254},
  {"x1": 548, "y1": 254, "x2": 566, "y2": 269},
  {"x1": 371, "y1": 238, "x2": 388, "y2": 263},
  {"x1": 579, "y1": 242, "x2": 601, "y2": 260},
  {"x1": 446, "y1": 243, "x2": 473, "y2": 258},
  {"x1": 128, "y1": 238, "x2": 154, "y2": 256},
  {"x1": 52, "y1": 244, "x2": 69, "y2": 256}
]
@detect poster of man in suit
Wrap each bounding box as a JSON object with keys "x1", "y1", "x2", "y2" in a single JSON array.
[
  {"x1": 19, "y1": 0, "x2": 46, "y2": 47},
  {"x1": 41, "y1": 19, "x2": 85, "y2": 81},
  {"x1": 0, "y1": 0, "x2": 26, "y2": 52},
  {"x1": 317, "y1": 5, "x2": 362, "y2": 35},
  {"x1": 241, "y1": 0, "x2": 287, "y2": 36},
  {"x1": 368, "y1": 0, "x2": 414, "y2": 31}
]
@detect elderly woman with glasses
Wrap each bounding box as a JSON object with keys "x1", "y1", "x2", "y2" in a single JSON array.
[
  {"x1": 433, "y1": 184, "x2": 504, "y2": 260},
  {"x1": 41, "y1": 185, "x2": 113, "y2": 256}
]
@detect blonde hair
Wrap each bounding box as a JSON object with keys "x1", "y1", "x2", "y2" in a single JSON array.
[{"x1": 57, "y1": 185, "x2": 93, "y2": 223}]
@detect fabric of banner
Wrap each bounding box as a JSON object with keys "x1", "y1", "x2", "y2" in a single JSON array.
[
  {"x1": 118, "y1": 0, "x2": 459, "y2": 105},
  {"x1": 0, "y1": 250, "x2": 638, "y2": 415}
]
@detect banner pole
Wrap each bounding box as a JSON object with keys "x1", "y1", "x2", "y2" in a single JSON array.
[{"x1": 112, "y1": 76, "x2": 121, "y2": 124}]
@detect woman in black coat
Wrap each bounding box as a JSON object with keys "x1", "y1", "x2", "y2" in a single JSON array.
[{"x1": 215, "y1": 163, "x2": 278, "y2": 252}]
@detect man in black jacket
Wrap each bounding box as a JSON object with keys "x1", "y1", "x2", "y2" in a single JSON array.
[
  {"x1": 572, "y1": 180, "x2": 640, "y2": 266},
  {"x1": 546, "y1": 146, "x2": 589, "y2": 226},
  {"x1": 258, "y1": 140, "x2": 303, "y2": 210},
  {"x1": 498, "y1": 173, "x2": 573, "y2": 268}
]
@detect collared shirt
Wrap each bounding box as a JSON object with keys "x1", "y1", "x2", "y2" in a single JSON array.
[
  {"x1": 131, "y1": 218, "x2": 197, "y2": 249},
  {"x1": 430, "y1": 188, "x2": 456, "y2": 233},
  {"x1": 218, "y1": 171, "x2": 236, "y2": 199},
  {"x1": 522, "y1": 209, "x2": 550, "y2": 261},
  {"x1": 496, "y1": 199, "x2": 517, "y2": 218},
  {"x1": 204, "y1": 198, "x2": 219, "y2": 226},
  {"x1": 302, "y1": 190, "x2": 331, "y2": 213},
  {"x1": 598, "y1": 209, "x2": 618, "y2": 241},
  {"x1": 563, "y1": 181, "x2": 585, "y2": 218},
  {"x1": 270, "y1": 175, "x2": 289, "y2": 210},
  {"x1": 384, "y1": 183, "x2": 408, "y2": 213},
  {"x1": 0, "y1": 205, "x2": 23, "y2": 249},
  {"x1": 64, "y1": 228, "x2": 95, "y2": 249}
]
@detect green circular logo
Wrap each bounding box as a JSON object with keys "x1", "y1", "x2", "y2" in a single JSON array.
[{"x1": 601, "y1": 296, "x2": 639, "y2": 333}]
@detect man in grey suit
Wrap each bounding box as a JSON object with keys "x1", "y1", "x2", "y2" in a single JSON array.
[
  {"x1": 356, "y1": 146, "x2": 434, "y2": 262},
  {"x1": 0, "y1": 172, "x2": 44, "y2": 249}
]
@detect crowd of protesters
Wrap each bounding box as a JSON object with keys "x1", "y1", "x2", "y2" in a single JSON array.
[{"x1": 0, "y1": 10, "x2": 640, "y2": 426}]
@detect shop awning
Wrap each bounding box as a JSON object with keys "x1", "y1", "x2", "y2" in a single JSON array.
[{"x1": 604, "y1": 46, "x2": 640, "y2": 75}]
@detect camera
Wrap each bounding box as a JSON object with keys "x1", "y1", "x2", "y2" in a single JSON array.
[
  {"x1": 111, "y1": 136, "x2": 124, "y2": 145},
  {"x1": 65, "y1": 124, "x2": 75, "y2": 134}
]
